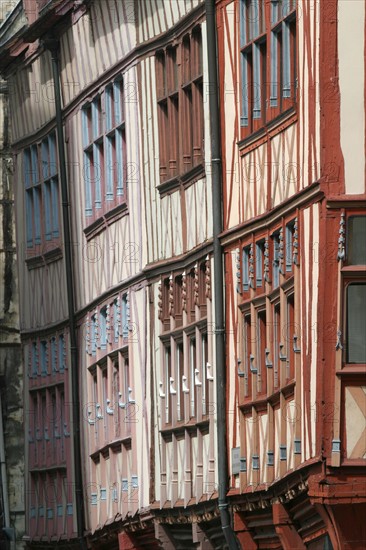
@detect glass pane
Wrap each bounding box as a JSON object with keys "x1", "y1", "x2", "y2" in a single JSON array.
[
  {"x1": 347, "y1": 283, "x2": 366, "y2": 363},
  {"x1": 348, "y1": 216, "x2": 366, "y2": 265}
]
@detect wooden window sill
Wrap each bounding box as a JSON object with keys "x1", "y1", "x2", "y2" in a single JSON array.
[
  {"x1": 26, "y1": 246, "x2": 63, "y2": 270},
  {"x1": 238, "y1": 107, "x2": 297, "y2": 152},
  {"x1": 84, "y1": 202, "x2": 128, "y2": 241},
  {"x1": 160, "y1": 418, "x2": 209, "y2": 439},
  {"x1": 157, "y1": 164, "x2": 205, "y2": 197}
]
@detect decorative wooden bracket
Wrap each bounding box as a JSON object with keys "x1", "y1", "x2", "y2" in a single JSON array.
[
  {"x1": 206, "y1": 361, "x2": 214, "y2": 380},
  {"x1": 106, "y1": 398, "x2": 114, "y2": 415},
  {"x1": 279, "y1": 343, "x2": 287, "y2": 361},
  {"x1": 265, "y1": 348, "x2": 273, "y2": 368},
  {"x1": 249, "y1": 354, "x2": 257, "y2": 373},
  {"x1": 194, "y1": 369, "x2": 202, "y2": 386},
  {"x1": 293, "y1": 335, "x2": 301, "y2": 353},
  {"x1": 335, "y1": 329, "x2": 343, "y2": 351},
  {"x1": 159, "y1": 382, "x2": 165, "y2": 398},
  {"x1": 169, "y1": 377, "x2": 177, "y2": 394},
  {"x1": 182, "y1": 375, "x2": 190, "y2": 393}
]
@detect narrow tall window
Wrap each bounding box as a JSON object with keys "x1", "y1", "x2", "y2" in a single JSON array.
[
  {"x1": 273, "y1": 303, "x2": 281, "y2": 387},
  {"x1": 286, "y1": 221, "x2": 295, "y2": 272},
  {"x1": 347, "y1": 216, "x2": 366, "y2": 265},
  {"x1": 272, "y1": 232, "x2": 280, "y2": 287},
  {"x1": 243, "y1": 246, "x2": 250, "y2": 292},
  {"x1": 256, "y1": 240, "x2": 265, "y2": 287},
  {"x1": 243, "y1": 313, "x2": 252, "y2": 398},
  {"x1": 190, "y1": 337, "x2": 197, "y2": 417},
  {"x1": 287, "y1": 294, "x2": 295, "y2": 380},
  {"x1": 176, "y1": 342, "x2": 184, "y2": 421},
  {"x1": 346, "y1": 283, "x2": 366, "y2": 364},
  {"x1": 164, "y1": 346, "x2": 172, "y2": 424},
  {"x1": 257, "y1": 310, "x2": 266, "y2": 394}
]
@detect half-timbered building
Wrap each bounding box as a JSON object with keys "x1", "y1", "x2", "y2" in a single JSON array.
[
  {"x1": 0, "y1": 0, "x2": 365, "y2": 549},
  {"x1": 217, "y1": 0, "x2": 366, "y2": 548},
  {"x1": 0, "y1": 1, "x2": 229, "y2": 548}
]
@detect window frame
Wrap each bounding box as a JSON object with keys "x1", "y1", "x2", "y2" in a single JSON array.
[
  {"x1": 156, "y1": 25, "x2": 204, "y2": 184},
  {"x1": 239, "y1": 0, "x2": 297, "y2": 139},
  {"x1": 82, "y1": 77, "x2": 127, "y2": 225},
  {"x1": 24, "y1": 132, "x2": 60, "y2": 254}
]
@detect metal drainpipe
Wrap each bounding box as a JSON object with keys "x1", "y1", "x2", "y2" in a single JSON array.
[
  {"x1": 205, "y1": 1, "x2": 241, "y2": 548},
  {"x1": 44, "y1": 39, "x2": 86, "y2": 549}
]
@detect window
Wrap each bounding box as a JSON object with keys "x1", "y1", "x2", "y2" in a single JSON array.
[
  {"x1": 189, "y1": 337, "x2": 197, "y2": 418},
  {"x1": 287, "y1": 294, "x2": 295, "y2": 380},
  {"x1": 286, "y1": 220, "x2": 295, "y2": 272},
  {"x1": 257, "y1": 309, "x2": 266, "y2": 394},
  {"x1": 243, "y1": 246, "x2": 250, "y2": 291},
  {"x1": 156, "y1": 26, "x2": 203, "y2": 183},
  {"x1": 24, "y1": 133, "x2": 59, "y2": 251},
  {"x1": 82, "y1": 78, "x2": 126, "y2": 221},
  {"x1": 273, "y1": 303, "x2": 281, "y2": 388},
  {"x1": 256, "y1": 240, "x2": 265, "y2": 287},
  {"x1": 164, "y1": 345, "x2": 172, "y2": 424},
  {"x1": 270, "y1": 0, "x2": 296, "y2": 111},
  {"x1": 240, "y1": 0, "x2": 296, "y2": 137},
  {"x1": 176, "y1": 342, "x2": 185, "y2": 421},
  {"x1": 343, "y1": 215, "x2": 366, "y2": 365},
  {"x1": 346, "y1": 283, "x2": 366, "y2": 364},
  {"x1": 201, "y1": 333, "x2": 209, "y2": 416},
  {"x1": 240, "y1": 0, "x2": 267, "y2": 132},
  {"x1": 347, "y1": 216, "x2": 366, "y2": 265},
  {"x1": 243, "y1": 313, "x2": 252, "y2": 398},
  {"x1": 272, "y1": 231, "x2": 280, "y2": 287}
]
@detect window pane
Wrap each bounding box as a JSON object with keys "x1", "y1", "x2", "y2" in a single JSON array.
[
  {"x1": 348, "y1": 216, "x2": 366, "y2": 265},
  {"x1": 347, "y1": 283, "x2": 366, "y2": 363}
]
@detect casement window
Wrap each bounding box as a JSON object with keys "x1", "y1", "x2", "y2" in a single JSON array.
[
  {"x1": 82, "y1": 78, "x2": 126, "y2": 221},
  {"x1": 156, "y1": 26, "x2": 204, "y2": 183},
  {"x1": 29, "y1": 385, "x2": 67, "y2": 464},
  {"x1": 199, "y1": 262, "x2": 208, "y2": 317},
  {"x1": 273, "y1": 303, "x2": 281, "y2": 388},
  {"x1": 256, "y1": 240, "x2": 265, "y2": 287},
  {"x1": 286, "y1": 293, "x2": 295, "y2": 380},
  {"x1": 243, "y1": 313, "x2": 252, "y2": 397},
  {"x1": 188, "y1": 269, "x2": 196, "y2": 323},
  {"x1": 189, "y1": 337, "x2": 197, "y2": 417},
  {"x1": 176, "y1": 342, "x2": 185, "y2": 421},
  {"x1": 201, "y1": 333, "x2": 209, "y2": 416},
  {"x1": 240, "y1": 0, "x2": 267, "y2": 132},
  {"x1": 88, "y1": 293, "x2": 129, "y2": 355},
  {"x1": 345, "y1": 284, "x2": 366, "y2": 364},
  {"x1": 40, "y1": 341, "x2": 48, "y2": 377},
  {"x1": 24, "y1": 132, "x2": 59, "y2": 251},
  {"x1": 29, "y1": 334, "x2": 66, "y2": 379},
  {"x1": 347, "y1": 216, "x2": 366, "y2": 265},
  {"x1": 240, "y1": 0, "x2": 296, "y2": 137},
  {"x1": 257, "y1": 309, "x2": 267, "y2": 394},
  {"x1": 175, "y1": 275, "x2": 183, "y2": 327},
  {"x1": 159, "y1": 264, "x2": 210, "y2": 427},
  {"x1": 272, "y1": 231, "x2": 281, "y2": 287},
  {"x1": 270, "y1": 0, "x2": 296, "y2": 111},
  {"x1": 164, "y1": 345, "x2": 172, "y2": 424},
  {"x1": 343, "y1": 215, "x2": 366, "y2": 365},
  {"x1": 242, "y1": 245, "x2": 251, "y2": 291},
  {"x1": 285, "y1": 220, "x2": 295, "y2": 272},
  {"x1": 99, "y1": 307, "x2": 107, "y2": 350},
  {"x1": 162, "y1": 278, "x2": 171, "y2": 331}
]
